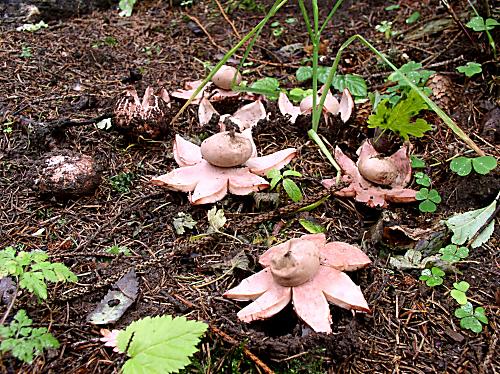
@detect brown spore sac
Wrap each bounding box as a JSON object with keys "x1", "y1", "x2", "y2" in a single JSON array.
[{"x1": 35, "y1": 151, "x2": 101, "y2": 199}]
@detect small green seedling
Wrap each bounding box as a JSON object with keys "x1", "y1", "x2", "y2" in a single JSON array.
[
  {"x1": 288, "y1": 88, "x2": 313, "y2": 103},
  {"x1": 116, "y1": 315, "x2": 208, "y2": 373},
  {"x1": 415, "y1": 188, "x2": 441, "y2": 213},
  {"x1": 110, "y1": 172, "x2": 135, "y2": 193},
  {"x1": 454, "y1": 302, "x2": 488, "y2": 333},
  {"x1": 414, "y1": 172, "x2": 431, "y2": 187},
  {"x1": 385, "y1": 61, "x2": 434, "y2": 105},
  {"x1": 456, "y1": 62, "x2": 482, "y2": 77},
  {"x1": 419, "y1": 267, "x2": 445, "y2": 287},
  {"x1": 410, "y1": 155, "x2": 426, "y2": 168},
  {"x1": 0, "y1": 309, "x2": 59, "y2": 364},
  {"x1": 450, "y1": 281, "x2": 469, "y2": 305},
  {"x1": 0, "y1": 246, "x2": 77, "y2": 300},
  {"x1": 385, "y1": 4, "x2": 400, "y2": 11},
  {"x1": 439, "y1": 245, "x2": 469, "y2": 263},
  {"x1": 406, "y1": 11, "x2": 420, "y2": 24},
  {"x1": 375, "y1": 21, "x2": 395, "y2": 39},
  {"x1": 20, "y1": 46, "x2": 32, "y2": 58},
  {"x1": 466, "y1": 16, "x2": 499, "y2": 32},
  {"x1": 270, "y1": 21, "x2": 284, "y2": 37},
  {"x1": 119, "y1": 0, "x2": 137, "y2": 17},
  {"x1": 266, "y1": 169, "x2": 303, "y2": 202},
  {"x1": 298, "y1": 219, "x2": 326, "y2": 234},
  {"x1": 105, "y1": 245, "x2": 131, "y2": 256},
  {"x1": 450, "y1": 156, "x2": 497, "y2": 176}
]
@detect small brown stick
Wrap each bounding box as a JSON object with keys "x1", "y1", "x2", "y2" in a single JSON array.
[
  {"x1": 440, "y1": 0, "x2": 478, "y2": 47},
  {"x1": 213, "y1": 0, "x2": 241, "y2": 39},
  {"x1": 184, "y1": 13, "x2": 300, "y2": 69},
  {"x1": 210, "y1": 325, "x2": 275, "y2": 374}
]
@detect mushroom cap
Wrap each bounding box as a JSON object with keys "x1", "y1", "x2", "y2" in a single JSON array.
[
  {"x1": 357, "y1": 156, "x2": 398, "y2": 186},
  {"x1": 200, "y1": 131, "x2": 253, "y2": 167},
  {"x1": 212, "y1": 66, "x2": 242, "y2": 90},
  {"x1": 270, "y1": 238, "x2": 320, "y2": 287}
]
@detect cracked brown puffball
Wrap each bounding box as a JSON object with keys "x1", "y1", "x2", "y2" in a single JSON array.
[
  {"x1": 35, "y1": 151, "x2": 101, "y2": 199},
  {"x1": 211, "y1": 65, "x2": 242, "y2": 90},
  {"x1": 270, "y1": 238, "x2": 320, "y2": 287},
  {"x1": 200, "y1": 131, "x2": 253, "y2": 167}
]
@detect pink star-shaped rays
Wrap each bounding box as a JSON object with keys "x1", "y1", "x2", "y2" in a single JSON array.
[
  {"x1": 223, "y1": 233, "x2": 371, "y2": 333},
  {"x1": 151, "y1": 129, "x2": 296, "y2": 204}
]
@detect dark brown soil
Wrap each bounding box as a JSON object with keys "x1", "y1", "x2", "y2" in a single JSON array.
[{"x1": 0, "y1": 0, "x2": 498, "y2": 373}]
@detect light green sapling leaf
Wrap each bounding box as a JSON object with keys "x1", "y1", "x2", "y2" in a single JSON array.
[
  {"x1": 367, "y1": 90, "x2": 432, "y2": 140},
  {"x1": 419, "y1": 267, "x2": 444, "y2": 286},
  {"x1": 282, "y1": 178, "x2": 302, "y2": 202},
  {"x1": 461, "y1": 316, "x2": 483, "y2": 333},
  {"x1": 266, "y1": 169, "x2": 282, "y2": 190},
  {"x1": 450, "y1": 157, "x2": 472, "y2": 176},
  {"x1": 456, "y1": 62, "x2": 482, "y2": 77},
  {"x1": 117, "y1": 315, "x2": 208, "y2": 374},
  {"x1": 471, "y1": 156, "x2": 497, "y2": 174},
  {"x1": 298, "y1": 219, "x2": 326, "y2": 234},
  {"x1": 445, "y1": 194, "x2": 497, "y2": 248},
  {"x1": 474, "y1": 307, "x2": 488, "y2": 324}
]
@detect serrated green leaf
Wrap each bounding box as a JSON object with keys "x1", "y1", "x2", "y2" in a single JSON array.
[
  {"x1": 173, "y1": 213, "x2": 197, "y2": 235},
  {"x1": 296, "y1": 66, "x2": 313, "y2": 82},
  {"x1": 266, "y1": 169, "x2": 281, "y2": 179},
  {"x1": 450, "y1": 157, "x2": 472, "y2": 176},
  {"x1": 117, "y1": 315, "x2": 208, "y2": 374},
  {"x1": 282, "y1": 178, "x2": 302, "y2": 202},
  {"x1": 471, "y1": 156, "x2": 497, "y2": 174},
  {"x1": 367, "y1": 90, "x2": 431, "y2": 140},
  {"x1": 19, "y1": 272, "x2": 47, "y2": 299},
  {"x1": 450, "y1": 289, "x2": 468, "y2": 305},
  {"x1": 456, "y1": 62, "x2": 482, "y2": 78},
  {"x1": 445, "y1": 196, "x2": 497, "y2": 247},
  {"x1": 298, "y1": 219, "x2": 326, "y2": 234}
]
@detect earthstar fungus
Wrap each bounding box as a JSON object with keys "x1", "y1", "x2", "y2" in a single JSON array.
[
  {"x1": 223, "y1": 233, "x2": 371, "y2": 333},
  {"x1": 322, "y1": 140, "x2": 417, "y2": 208},
  {"x1": 151, "y1": 129, "x2": 296, "y2": 204}
]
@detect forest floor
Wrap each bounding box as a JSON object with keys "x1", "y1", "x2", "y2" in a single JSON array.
[{"x1": 0, "y1": 0, "x2": 499, "y2": 372}]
